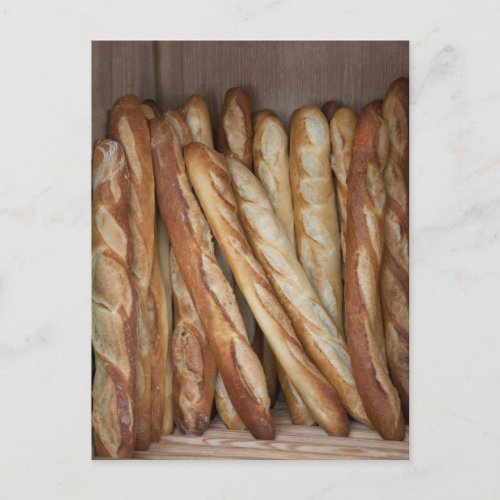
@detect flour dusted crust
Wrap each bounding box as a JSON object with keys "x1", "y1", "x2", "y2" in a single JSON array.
[
  {"x1": 345, "y1": 100, "x2": 405, "y2": 440},
  {"x1": 183, "y1": 94, "x2": 214, "y2": 148},
  {"x1": 150, "y1": 118, "x2": 274, "y2": 439},
  {"x1": 109, "y1": 95, "x2": 155, "y2": 451},
  {"x1": 289, "y1": 107, "x2": 344, "y2": 339},
  {"x1": 92, "y1": 140, "x2": 137, "y2": 458},
  {"x1": 381, "y1": 78, "x2": 410, "y2": 420}
]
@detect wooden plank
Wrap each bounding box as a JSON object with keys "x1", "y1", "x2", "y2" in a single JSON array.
[
  {"x1": 155, "y1": 41, "x2": 408, "y2": 127},
  {"x1": 132, "y1": 402, "x2": 409, "y2": 460},
  {"x1": 91, "y1": 41, "x2": 112, "y2": 147}
]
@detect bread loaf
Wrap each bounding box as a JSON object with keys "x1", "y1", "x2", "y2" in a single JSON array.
[
  {"x1": 252, "y1": 110, "x2": 313, "y2": 424},
  {"x1": 345, "y1": 100, "x2": 405, "y2": 440},
  {"x1": 141, "y1": 99, "x2": 162, "y2": 120},
  {"x1": 109, "y1": 95, "x2": 155, "y2": 450},
  {"x1": 321, "y1": 100, "x2": 340, "y2": 123},
  {"x1": 156, "y1": 216, "x2": 174, "y2": 435},
  {"x1": 185, "y1": 143, "x2": 350, "y2": 436},
  {"x1": 381, "y1": 78, "x2": 410, "y2": 421},
  {"x1": 217, "y1": 87, "x2": 253, "y2": 168},
  {"x1": 225, "y1": 154, "x2": 370, "y2": 428},
  {"x1": 183, "y1": 94, "x2": 214, "y2": 148},
  {"x1": 92, "y1": 140, "x2": 137, "y2": 458},
  {"x1": 214, "y1": 375, "x2": 246, "y2": 430},
  {"x1": 171, "y1": 253, "x2": 216, "y2": 435},
  {"x1": 330, "y1": 107, "x2": 357, "y2": 264},
  {"x1": 164, "y1": 109, "x2": 194, "y2": 146},
  {"x1": 148, "y1": 238, "x2": 169, "y2": 442},
  {"x1": 150, "y1": 118, "x2": 274, "y2": 439},
  {"x1": 289, "y1": 106, "x2": 343, "y2": 338}
]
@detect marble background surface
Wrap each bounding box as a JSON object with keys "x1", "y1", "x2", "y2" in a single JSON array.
[{"x1": 1, "y1": 0, "x2": 499, "y2": 498}]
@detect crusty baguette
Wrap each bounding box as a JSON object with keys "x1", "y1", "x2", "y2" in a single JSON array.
[
  {"x1": 330, "y1": 107, "x2": 357, "y2": 264},
  {"x1": 214, "y1": 374, "x2": 245, "y2": 430},
  {"x1": 381, "y1": 78, "x2": 410, "y2": 421},
  {"x1": 141, "y1": 99, "x2": 162, "y2": 120},
  {"x1": 345, "y1": 100, "x2": 405, "y2": 440},
  {"x1": 108, "y1": 95, "x2": 155, "y2": 450},
  {"x1": 185, "y1": 143, "x2": 350, "y2": 436},
  {"x1": 252, "y1": 110, "x2": 313, "y2": 424},
  {"x1": 164, "y1": 109, "x2": 194, "y2": 147},
  {"x1": 92, "y1": 140, "x2": 137, "y2": 458},
  {"x1": 217, "y1": 87, "x2": 253, "y2": 168},
  {"x1": 321, "y1": 100, "x2": 340, "y2": 123},
  {"x1": 156, "y1": 216, "x2": 174, "y2": 435},
  {"x1": 289, "y1": 106, "x2": 344, "y2": 338},
  {"x1": 182, "y1": 94, "x2": 214, "y2": 148},
  {"x1": 171, "y1": 253, "x2": 216, "y2": 435},
  {"x1": 150, "y1": 118, "x2": 274, "y2": 440},
  {"x1": 148, "y1": 236, "x2": 169, "y2": 442},
  {"x1": 225, "y1": 154, "x2": 370, "y2": 428}
]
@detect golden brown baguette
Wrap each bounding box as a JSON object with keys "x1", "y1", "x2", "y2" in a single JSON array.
[
  {"x1": 150, "y1": 118, "x2": 274, "y2": 439},
  {"x1": 182, "y1": 94, "x2": 214, "y2": 148},
  {"x1": 92, "y1": 140, "x2": 137, "y2": 458},
  {"x1": 217, "y1": 87, "x2": 253, "y2": 168},
  {"x1": 141, "y1": 99, "x2": 162, "y2": 120},
  {"x1": 330, "y1": 107, "x2": 357, "y2": 264},
  {"x1": 108, "y1": 95, "x2": 155, "y2": 450},
  {"x1": 148, "y1": 237, "x2": 169, "y2": 442},
  {"x1": 289, "y1": 106, "x2": 343, "y2": 339},
  {"x1": 345, "y1": 100, "x2": 405, "y2": 440},
  {"x1": 226, "y1": 154, "x2": 370, "y2": 428},
  {"x1": 156, "y1": 216, "x2": 174, "y2": 435},
  {"x1": 164, "y1": 109, "x2": 194, "y2": 146},
  {"x1": 321, "y1": 100, "x2": 340, "y2": 123},
  {"x1": 252, "y1": 110, "x2": 313, "y2": 424},
  {"x1": 171, "y1": 253, "x2": 216, "y2": 435},
  {"x1": 214, "y1": 375, "x2": 246, "y2": 430},
  {"x1": 185, "y1": 143, "x2": 350, "y2": 436},
  {"x1": 381, "y1": 78, "x2": 410, "y2": 421}
]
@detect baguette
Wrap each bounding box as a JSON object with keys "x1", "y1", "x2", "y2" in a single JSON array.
[
  {"x1": 252, "y1": 110, "x2": 313, "y2": 424},
  {"x1": 185, "y1": 143, "x2": 350, "y2": 436},
  {"x1": 92, "y1": 140, "x2": 137, "y2": 458},
  {"x1": 217, "y1": 87, "x2": 253, "y2": 168},
  {"x1": 148, "y1": 237, "x2": 169, "y2": 441},
  {"x1": 141, "y1": 99, "x2": 162, "y2": 120},
  {"x1": 330, "y1": 107, "x2": 357, "y2": 264},
  {"x1": 225, "y1": 154, "x2": 370, "y2": 428},
  {"x1": 321, "y1": 100, "x2": 340, "y2": 123},
  {"x1": 289, "y1": 106, "x2": 343, "y2": 338},
  {"x1": 164, "y1": 109, "x2": 194, "y2": 146},
  {"x1": 109, "y1": 95, "x2": 155, "y2": 450},
  {"x1": 150, "y1": 118, "x2": 274, "y2": 439},
  {"x1": 171, "y1": 253, "x2": 216, "y2": 435},
  {"x1": 381, "y1": 78, "x2": 410, "y2": 420},
  {"x1": 214, "y1": 375, "x2": 245, "y2": 430},
  {"x1": 182, "y1": 94, "x2": 214, "y2": 148},
  {"x1": 156, "y1": 216, "x2": 174, "y2": 435},
  {"x1": 345, "y1": 100, "x2": 405, "y2": 440}
]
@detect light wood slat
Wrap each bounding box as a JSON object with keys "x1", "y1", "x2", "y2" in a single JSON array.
[{"x1": 135, "y1": 402, "x2": 408, "y2": 460}]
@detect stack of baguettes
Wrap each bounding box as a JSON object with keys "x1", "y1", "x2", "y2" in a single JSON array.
[{"x1": 91, "y1": 78, "x2": 409, "y2": 457}]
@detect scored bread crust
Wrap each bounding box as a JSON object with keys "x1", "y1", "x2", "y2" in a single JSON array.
[
  {"x1": 148, "y1": 238, "x2": 170, "y2": 442},
  {"x1": 164, "y1": 109, "x2": 194, "y2": 147},
  {"x1": 150, "y1": 118, "x2": 274, "y2": 440},
  {"x1": 252, "y1": 110, "x2": 313, "y2": 425},
  {"x1": 108, "y1": 95, "x2": 155, "y2": 450},
  {"x1": 141, "y1": 99, "x2": 162, "y2": 121},
  {"x1": 92, "y1": 140, "x2": 137, "y2": 458},
  {"x1": 381, "y1": 78, "x2": 410, "y2": 421},
  {"x1": 171, "y1": 253, "x2": 216, "y2": 435},
  {"x1": 321, "y1": 100, "x2": 340, "y2": 123},
  {"x1": 330, "y1": 107, "x2": 357, "y2": 265},
  {"x1": 217, "y1": 87, "x2": 253, "y2": 168},
  {"x1": 226, "y1": 154, "x2": 370, "y2": 428},
  {"x1": 289, "y1": 106, "x2": 344, "y2": 338},
  {"x1": 185, "y1": 143, "x2": 350, "y2": 436},
  {"x1": 345, "y1": 100, "x2": 405, "y2": 440},
  {"x1": 182, "y1": 94, "x2": 214, "y2": 148}
]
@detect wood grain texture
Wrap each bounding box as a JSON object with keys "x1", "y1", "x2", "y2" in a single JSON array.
[
  {"x1": 131, "y1": 402, "x2": 408, "y2": 460},
  {"x1": 155, "y1": 41, "x2": 408, "y2": 128},
  {"x1": 92, "y1": 41, "x2": 157, "y2": 147}
]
